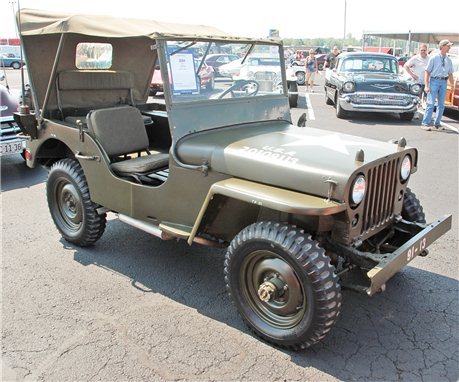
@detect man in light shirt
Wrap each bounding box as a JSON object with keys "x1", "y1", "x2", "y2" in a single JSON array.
[
  {"x1": 404, "y1": 44, "x2": 429, "y2": 88},
  {"x1": 421, "y1": 40, "x2": 455, "y2": 130}
]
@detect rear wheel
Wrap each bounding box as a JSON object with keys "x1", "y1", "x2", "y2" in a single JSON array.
[
  {"x1": 47, "y1": 159, "x2": 106, "y2": 246},
  {"x1": 11, "y1": 61, "x2": 21, "y2": 69},
  {"x1": 224, "y1": 221, "x2": 341, "y2": 350},
  {"x1": 295, "y1": 71, "x2": 305, "y2": 85},
  {"x1": 288, "y1": 82, "x2": 298, "y2": 108}
]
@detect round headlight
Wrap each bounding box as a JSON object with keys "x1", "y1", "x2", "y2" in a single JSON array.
[
  {"x1": 247, "y1": 71, "x2": 254, "y2": 79},
  {"x1": 400, "y1": 155, "x2": 411, "y2": 181},
  {"x1": 351, "y1": 175, "x2": 366, "y2": 205},
  {"x1": 343, "y1": 81, "x2": 355, "y2": 93},
  {"x1": 411, "y1": 83, "x2": 422, "y2": 94}
]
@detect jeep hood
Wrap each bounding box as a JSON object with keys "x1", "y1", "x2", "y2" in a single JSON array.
[{"x1": 176, "y1": 120, "x2": 409, "y2": 201}]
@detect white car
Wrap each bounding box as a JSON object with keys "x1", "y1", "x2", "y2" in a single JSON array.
[
  {"x1": 232, "y1": 54, "x2": 299, "y2": 107},
  {"x1": 218, "y1": 58, "x2": 243, "y2": 78}
]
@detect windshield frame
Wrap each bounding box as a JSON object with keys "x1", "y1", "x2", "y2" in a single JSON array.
[{"x1": 156, "y1": 38, "x2": 288, "y2": 109}]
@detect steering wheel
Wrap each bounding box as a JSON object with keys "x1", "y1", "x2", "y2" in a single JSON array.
[
  {"x1": 379, "y1": 67, "x2": 392, "y2": 72},
  {"x1": 218, "y1": 80, "x2": 259, "y2": 99}
]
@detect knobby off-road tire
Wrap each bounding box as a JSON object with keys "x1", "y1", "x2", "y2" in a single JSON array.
[
  {"x1": 388, "y1": 188, "x2": 426, "y2": 247},
  {"x1": 224, "y1": 221, "x2": 341, "y2": 350},
  {"x1": 47, "y1": 159, "x2": 106, "y2": 246},
  {"x1": 401, "y1": 188, "x2": 426, "y2": 223}
]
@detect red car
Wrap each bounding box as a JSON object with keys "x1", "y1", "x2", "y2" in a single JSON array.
[{"x1": 150, "y1": 60, "x2": 214, "y2": 96}]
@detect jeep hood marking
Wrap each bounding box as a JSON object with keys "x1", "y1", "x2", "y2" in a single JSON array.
[{"x1": 280, "y1": 132, "x2": 379, "y2": 155}]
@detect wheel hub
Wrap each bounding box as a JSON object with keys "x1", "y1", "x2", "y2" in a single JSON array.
[{"x1": 257, "y1": 277, "x2": 286, "y2": 302}]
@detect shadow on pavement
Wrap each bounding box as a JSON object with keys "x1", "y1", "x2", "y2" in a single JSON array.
[
  {"x1": 1, "y1": 155, "x2": 47, "y2": 192},
  {"x1": 71, "y1": 219, "x2": 459, "y2": 381}
]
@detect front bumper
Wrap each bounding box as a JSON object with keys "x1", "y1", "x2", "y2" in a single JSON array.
[
  {"x1": 339, "y1": 91, "x2": 419, "y2": 113},
  {"x1": 366, "y1": 214, "x2": 452, "y2": 296}
]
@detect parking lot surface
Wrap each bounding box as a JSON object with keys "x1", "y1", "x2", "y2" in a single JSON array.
[{"x1": 2, "y1": 70, "x2": 458, "y2": 381}]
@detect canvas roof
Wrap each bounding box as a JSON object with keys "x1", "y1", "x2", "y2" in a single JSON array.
[{"x1": 17, "y1": 8, "x2": 279, "y2": 44}]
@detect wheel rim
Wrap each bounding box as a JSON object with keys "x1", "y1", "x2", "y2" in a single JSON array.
[
  {"x1": 54, "y1": 177, "x2": 83, "y2": 233},
  {"x1": 241, "y1": 250, "x2": 306, "y2": 329},
  {"x1": 296, "y1": 72, "x2": 305, "y2": 84}
]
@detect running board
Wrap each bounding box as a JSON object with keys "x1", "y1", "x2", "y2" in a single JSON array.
[{"x1": 117, "y1": 214, "x2": 173, "y2": 240}]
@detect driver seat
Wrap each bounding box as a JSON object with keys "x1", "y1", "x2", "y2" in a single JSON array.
[{"x1": 87, "y1": 106, "x2": 169, "y2": 179}]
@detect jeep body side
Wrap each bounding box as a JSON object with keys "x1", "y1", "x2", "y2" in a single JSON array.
[{"x1": 15, "y1": 9, "x2": 451, "y2": 350}]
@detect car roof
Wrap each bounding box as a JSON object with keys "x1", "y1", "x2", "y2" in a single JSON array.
[{"x1": 339, "y1": 52, "x2": 397, "y2": 59}]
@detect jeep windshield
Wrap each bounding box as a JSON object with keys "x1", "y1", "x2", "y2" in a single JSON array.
[{"x1": 163, "y1": 41, "x2": 285, "y2": 103}]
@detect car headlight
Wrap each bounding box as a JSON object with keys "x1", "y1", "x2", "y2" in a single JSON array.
[
  {"x1": 410, "y1": 83, "x2": 422, "y2": 95},
  {"x1": 400, "y1": 155, "x2": 411, "y2": 181},
  {"x1": 351, "y1": 175, "x2": 366, "y2": 205},
  {"x1": 342, "y1": 81, "x2": 355, "y2": 93},
  {"x1": 247, "y1": 71, "x2": 254, "y2": 79}
]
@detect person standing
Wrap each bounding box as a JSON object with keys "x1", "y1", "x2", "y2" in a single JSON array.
[
  {"x1": 305, "y1": 49, "x2": 318, "y2": 92},
  {"x1": 324, "y1": 46, "x2": 340, "y2": 81},
  {"x1": 404, "y1": 44, "x2": 429, "y2": 90},
  {"x1": 324, "y1": 46, "x2": 340, "y2": 70},
  {"x1": 404, "y1": 44, "x2": 429, "y2": 118},
  {"x1": 421, "y1": 40, "x2": 455, "y2": 130}
]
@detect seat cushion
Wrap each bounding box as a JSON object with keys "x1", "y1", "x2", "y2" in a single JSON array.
[
  {"x1": 110, "y1": 153, "x2": 169, "y2": 175},
  {"x1": 65, "y1": 114, "x2": 152, "y2": 126},
  {"x1": 87, "y1": 106, "x2": 149, "y2": 157}
]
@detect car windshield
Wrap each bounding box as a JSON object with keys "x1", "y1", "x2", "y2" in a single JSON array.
[
  {"x1": 163, "y1": 40, "x2": 284, "y2": 103},
  {"x1": 341, "y1": 56, "x2": 398, "y2": 73}
]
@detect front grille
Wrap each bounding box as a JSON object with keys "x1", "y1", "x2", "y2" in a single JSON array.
[
  {"x1": 361, "y1": 157, "x2": 400, "y2": 234},
  {"x1": 351, "y1": 93, "x2": 411, "y2": 106},
  {"x1": 254, "y1": 72, "x2": 276, "y2": 81}
]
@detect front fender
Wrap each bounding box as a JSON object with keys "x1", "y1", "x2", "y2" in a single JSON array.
[{"x1": 187, "y1": 178, "x2": 346, "y2": 245}]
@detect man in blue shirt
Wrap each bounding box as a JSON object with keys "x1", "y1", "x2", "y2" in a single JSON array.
[{"x1": 421, "y1": 40, "x2": 455, "y2": 130}]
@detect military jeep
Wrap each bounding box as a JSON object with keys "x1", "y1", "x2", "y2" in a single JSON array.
[{"x1": 16, "y1": 9, "x2": 451, "y2": 350}]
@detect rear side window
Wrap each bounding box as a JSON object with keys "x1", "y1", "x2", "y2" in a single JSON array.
[{"x1": 75, "y1": 43, "x2": 113, "y2": 69}]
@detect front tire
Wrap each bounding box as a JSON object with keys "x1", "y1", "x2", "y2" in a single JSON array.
[
  {"x1": 224, "y1": 221, "x2": 341, "y2": 350},
  {"x1": 47, "y1": 159, "x2": 106, "y2": 246},
  {"x1": 336, "y1": 97, "x2": 349, "y2": 119},
  {"x1": 400, "y1": 112, "x2": 414, "y2": 121}
]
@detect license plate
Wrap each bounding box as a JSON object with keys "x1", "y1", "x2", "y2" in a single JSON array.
[{"x1": 0, "y1": 141, "x2": 25, "y2": 156}]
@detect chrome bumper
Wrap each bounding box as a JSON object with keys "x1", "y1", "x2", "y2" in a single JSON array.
[{"x1": 339, "y1": 92, "x2": 419, "y2": 113}]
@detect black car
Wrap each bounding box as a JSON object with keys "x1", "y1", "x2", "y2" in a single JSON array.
[{"x1": 324, "y1": 52, "x2": 421, "y2": 120}]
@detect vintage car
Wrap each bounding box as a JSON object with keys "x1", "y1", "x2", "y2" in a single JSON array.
[
  {"x1": 16, "y1": 9, "x2": 451, "y2": 350},
  {"x1": 150, "y1": 59, "x2": 214, "y2": 96},
  {"x1": 0, "y1": 54, "x2": 25, "y2": 69},
  {"x1": 0, "y1": 77, "x2": 26, "y2": 157},
  {"x1": 445, "y1": 53, "x2": 459, "y2": 111},
  {"x1": 232, "y1": 54, "x2": 300, "y2": 107},
  {"x1": 324, "y1": 52, "x2": 422, "y2": 120},
  {"x1": 204, "y1": 53, "x2": 239, "y2": 76}
]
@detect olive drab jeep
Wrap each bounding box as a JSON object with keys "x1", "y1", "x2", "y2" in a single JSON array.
[{"x1": 15, "y1": 9, "x2": 451, "y2": 350}]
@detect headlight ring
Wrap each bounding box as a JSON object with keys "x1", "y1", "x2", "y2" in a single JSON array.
[
  {"x1": 350, "y1": 175, "x2": 366, "y2": 206},
  {"x1": 342, "y1": 81, "x2": 355, "y2": 93},
  {"x1": 400, "y1": 155, "x2": 411, "y2": 182}
]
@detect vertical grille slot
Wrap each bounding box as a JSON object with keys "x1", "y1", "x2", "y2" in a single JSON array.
[{"x1": 361, "y1": 158, "x2": 399, "y2": 234}]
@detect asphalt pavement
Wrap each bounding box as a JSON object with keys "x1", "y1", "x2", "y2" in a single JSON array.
[{"x1": 1, "y1": 70, "x2": 458, "y2": 381}]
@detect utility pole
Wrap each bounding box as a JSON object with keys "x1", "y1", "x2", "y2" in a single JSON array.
[{"x1": 343, "y1": 0, "x2": 347, "y2": 42}]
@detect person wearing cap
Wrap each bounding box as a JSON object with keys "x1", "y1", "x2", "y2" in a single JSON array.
[{"x1": 421, "y1": 39, "x2": 455, "y2": 130}]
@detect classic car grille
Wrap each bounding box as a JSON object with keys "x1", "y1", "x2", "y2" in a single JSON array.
[
  {"x1": 351, "y1": 93, "x2": 411, "y2": 106},
  {"x1": 254, "y1": 72, "x2": 276, "y2": 81},
  {"x1": 361, "y1": 157, "x2": 400, "y2": 234}
]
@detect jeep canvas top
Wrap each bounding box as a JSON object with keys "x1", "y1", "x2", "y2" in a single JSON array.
[{"x1": 15, "y1": 8, "x2": 451, "y2": 350}]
